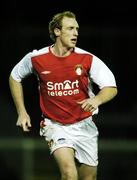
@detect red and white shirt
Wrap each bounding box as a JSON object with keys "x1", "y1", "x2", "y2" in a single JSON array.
[{"x1": 11, "y1": 46, "x2": 116, "y2": 124}]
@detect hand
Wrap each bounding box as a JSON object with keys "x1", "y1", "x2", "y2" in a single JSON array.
[
  {"x1": 77, "y1": 97, "x2": 99, "y2": 113},
  {"x1": 16, "y1": 113, "x2": 32, "y2": 132}
]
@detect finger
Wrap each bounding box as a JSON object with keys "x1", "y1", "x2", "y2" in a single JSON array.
[
  {"x1": 16, "y1": 122, "x2": 22, "y2": 127},
  {"x1": 21, "y1": 122, "x2": 30, "y2": 132},
  {"x1": 16, "y1": 122, "x2": 20, "y2": 126},
  {"x1": 77, "y1": 100, "x2": 86, "y2": 104},
  {"x1": 84, "y1": 104, "x2": 92, "y2": 111},
  {"x1": 27, "y1": 121, "x2": 32, "y2": 127},
  {"x1": 89, "y1": 107, "x2": 97, "y2": 113},
  {"x1": 81, "y1": 102, "x2": 89, "y2": 110},
  {"x1": 22, "y1": 125, "x2": 30, "y2": 132},
  {"x1": 83, "y1": 104, "x2": 96, "y2": 112}
]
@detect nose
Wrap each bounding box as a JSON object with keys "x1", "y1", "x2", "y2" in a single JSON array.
[{"x1": 73, "y1": 28, "x2": 78, "y2": 36}]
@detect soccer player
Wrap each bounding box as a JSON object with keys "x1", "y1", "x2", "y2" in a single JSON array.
[{"x1": 9, "y1": 11, "x2": 117, "y2": 180}]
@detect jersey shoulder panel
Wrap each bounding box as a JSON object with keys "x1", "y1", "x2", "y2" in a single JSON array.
[
  {"x1": 75, "y1": 47, "x2": 93, "y2": 56},
  {"x1": 30, "y1": 46, "x2": 50, "y2": 58}
]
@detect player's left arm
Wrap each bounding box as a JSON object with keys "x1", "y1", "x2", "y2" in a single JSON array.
[
  {"x1": 77, "y1": 86, "x2": 117, "y2": 112},
  {"x1": 94, "y1": 86, "x2": 118, "y2": 105},
  {"x1": 78, "y1": 55, "x2": 118, "y2": 112}
]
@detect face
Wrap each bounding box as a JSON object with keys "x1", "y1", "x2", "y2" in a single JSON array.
[{"x1": 55, "y1": 17, "x2": 79, "y2": 48}]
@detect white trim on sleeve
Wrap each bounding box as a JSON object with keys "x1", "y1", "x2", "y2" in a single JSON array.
[
  {"x1": 10, "y1": 52, "x2": 33, "y2": 82},
  {"x1": 89, "y1": 56, "x2": 117, "y2": 89}
]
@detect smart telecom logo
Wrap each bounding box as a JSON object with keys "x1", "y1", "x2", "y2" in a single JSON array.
[{"x1": 47, "y1": 80, "x2": 79, "y2": 96}]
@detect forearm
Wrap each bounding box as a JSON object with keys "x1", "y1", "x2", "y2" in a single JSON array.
[
  {"x1": 95, "y1": 87, "x2": 118, "y2": 106},
  {"x1": 9, "y1": 75, "x2": 27, "y2": 115}
]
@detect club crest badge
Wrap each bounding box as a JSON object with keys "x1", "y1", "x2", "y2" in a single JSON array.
[{"x1": 75, "y1": 64, "x2": 83, "y2": 76}]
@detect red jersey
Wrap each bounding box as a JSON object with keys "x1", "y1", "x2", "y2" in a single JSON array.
[{"x1": 11, "y1": 46, "x2": 116, "y2": 124}]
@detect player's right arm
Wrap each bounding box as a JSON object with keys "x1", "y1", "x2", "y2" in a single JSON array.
[
  {"x1": 9, "y1": 76, "x2": 31, "y2": 131},
  {"x1": 9, "y1": 53, "x2": 33, "y2": 132}
]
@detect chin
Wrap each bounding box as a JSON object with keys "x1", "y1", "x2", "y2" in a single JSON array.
[
  {"x1": 66, "y1": 43, "x2": 76, "y2": 49},
  {"x1": 70, "y1": 43, "x2": 76, "y2": 48}
]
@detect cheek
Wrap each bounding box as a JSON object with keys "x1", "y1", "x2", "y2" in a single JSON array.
[{"x1": 61, "y1": 36, "x2": 70, "y2": 44}]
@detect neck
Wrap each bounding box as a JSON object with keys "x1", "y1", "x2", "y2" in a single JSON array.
[{"x1": 51, "y1": 43, "x2": 73, "y2": 57}]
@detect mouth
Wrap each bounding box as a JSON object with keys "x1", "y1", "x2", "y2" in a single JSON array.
[{"x1": 71, "y1": 38, "x2": 77, "y2": 44}]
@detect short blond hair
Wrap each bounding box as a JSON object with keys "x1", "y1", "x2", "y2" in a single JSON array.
[{"x1": 49, "y1": 11, "x2": 76, "y2": 42}]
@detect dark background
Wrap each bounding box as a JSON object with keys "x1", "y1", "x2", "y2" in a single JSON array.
[
  {"x1": 1, "y1": 0, "x2": 137, "y2": 138},
  {"x1": 1, "y1": 0, "x2": 137, "y2": 179}
]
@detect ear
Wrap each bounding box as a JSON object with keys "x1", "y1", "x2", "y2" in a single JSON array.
[{"x1": 54, "y1": 28, "x2": 61, "y2": 37}]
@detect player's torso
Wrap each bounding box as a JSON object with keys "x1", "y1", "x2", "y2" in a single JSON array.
[
  {"x1": 32, "y1": 50, "x2": 92, "y2": 95},
  {"x1": 31, "y1": 48, "x2": 93, "y2": 123}
]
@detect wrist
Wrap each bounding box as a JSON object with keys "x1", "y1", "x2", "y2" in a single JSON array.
[{"x1": 93, "y1": 96, "x2": 102, "y2": 106}]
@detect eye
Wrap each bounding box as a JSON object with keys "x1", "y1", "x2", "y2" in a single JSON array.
[
  {"x1": 68, "y1": 27, "x2": 73, "y2": 30},
  {"x1": 76, "y1": 27, "x2": 79, "y2": 32}
]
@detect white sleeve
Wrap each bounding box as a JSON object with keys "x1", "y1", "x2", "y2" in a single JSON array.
[
  {"x1": 10, "y1": 53, "x2": 33, "y2": 82},
  {"x1": 89, "y1": 56, "x2": 117, "y2": 89}
]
